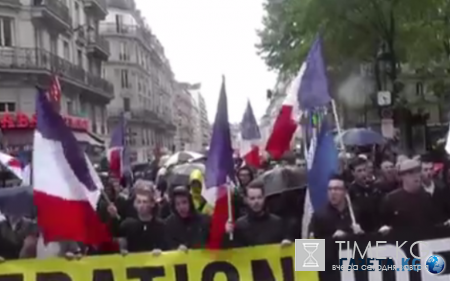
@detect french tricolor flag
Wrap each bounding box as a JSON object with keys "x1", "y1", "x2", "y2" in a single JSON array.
[
  {"x1": 0, "y1": 152, "x2": 24, "y2": 181},
  {"x1": 32, "y1": 88, "x2": 111, "y2": 245},
  {"x1": 108, "y1": 115, "x2": 125, "y2": 180},
  {"x1": 239, "y1": 101, "x2": 261, "y2": 168}
]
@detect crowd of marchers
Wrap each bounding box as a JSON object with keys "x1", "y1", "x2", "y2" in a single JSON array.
[{"x1": 0, "y1": 152, "x2": 449, "y2": 261}]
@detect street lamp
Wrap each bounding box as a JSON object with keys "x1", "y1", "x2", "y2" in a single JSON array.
[
  {"x1": 375, "y1": 42, "x2": 395, "y2": 139},
  {"x1": 375, "y1": 42, "x2": 390, "y2": 92}
]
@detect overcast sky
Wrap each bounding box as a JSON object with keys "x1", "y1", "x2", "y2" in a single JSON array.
[{"x1": 135, "y1": 0, "x2": 277, "y2": 123}]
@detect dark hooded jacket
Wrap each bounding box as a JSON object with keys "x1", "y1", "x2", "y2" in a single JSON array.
[
  {"x1": 164, "y1": 188, "x2": 211, "y2": 250},
  {"x1": 223, "y1": 206, "x2": 288, "y2": 248}
]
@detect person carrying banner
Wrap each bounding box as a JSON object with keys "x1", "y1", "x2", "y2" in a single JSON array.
[
  {"x1": 165, "y1": 186, "x2": 211, "y2": 251},
  {"x1": 224, "y1": 183, "x2": 292, "y2": 248},
  {"x1": 310, "y1": 174, "x2": 363, "y2": 239},
  {"x1": 0, "y1": 215, "x2": 37, "y2": 260},
  {"x1": 118, "y1": 184, "x2": 167, "y2": 255}
]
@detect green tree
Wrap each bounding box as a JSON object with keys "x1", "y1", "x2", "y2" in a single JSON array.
[{"x1": 257, "y1": 0, "x2": 438, "y2": 80}]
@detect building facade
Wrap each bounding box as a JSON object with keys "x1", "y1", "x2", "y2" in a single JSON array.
[
  {"x1": 186, "y1": 83, "x2": 210, "y2": 152},
  {"x1": 338, "y1": 63, "x2": 450, "y2": 154},
  {"x1": 101, "y1": 0, "x2": 176, "y2": 162},
  {"x1": 0, "y1": 0, "x2": 112, "y2": 156},
  {"x1": 173, "y1": 82, "x2": 194, "y2": 151}
]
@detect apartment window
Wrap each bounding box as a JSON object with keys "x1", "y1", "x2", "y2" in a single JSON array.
[
  {"x1": 119, "y1": 42, "x2": 130, "y2": 61},
  {"x1": 121, "y1": 70, "x2": 129, "y2": 88},
  {"x1": 136, "y1": 46, "x2": 140, "y2": 64},
  {"x1": 50, "y1": 36, "x2": 58, "y2": 54},
  {"x1": 67, "y1": 100, "x2": 73, "y2": 115},
  {"x1": 123, "y1": 98, "x2": 130, "y2": 111},
  {"x1": 0, "y1": 17, "x2": 13, "y2": 47},
  {"x1": 74, "y1": 2, "x2": 80, "y2": 27},
  {"x1": 0, "y1": 102, "x2": 15, "y2": 112},
  {"x1": 63, "y1": 40, "x2": 70, "y2": 60},
  {"x1": 101, "y1": 67, "x2": 106, "y2": 79},
  {"x1": 115, "y1": 14, "x2": 123, "y2": 32},
  {"x1": 416, "y1": 82, "x2": 424, "y2": 96},
  {"x1": 77, "y1": 49, "x2": 83, "y2": 67}
]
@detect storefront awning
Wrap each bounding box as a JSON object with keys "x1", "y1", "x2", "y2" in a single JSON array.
[{"x1": 73, "y1": 131, "x2": 104, "y2": 147}]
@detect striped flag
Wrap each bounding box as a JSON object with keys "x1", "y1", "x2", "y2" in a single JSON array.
[
  {"x1": 203, "y1": 76, "x2": 235, "y2": 249},
  {"x1": 48, "y1": 75, "x2": 61, "y2": 111},
  {"x1": 239, "y1": 100, "x2": 261, "y2": 168},
  {"x1": 33, "y1": 87, "x2": 112, "y2": 245},
  {"x1": 302, "y1": 119, "x2": 338, "y2": 238},
  {"x1": 302, "y1": 132, "x2": 317, "y2": 238},
  {"x1": 0, "y1": 151, "x2": 24, "y2": 181}
]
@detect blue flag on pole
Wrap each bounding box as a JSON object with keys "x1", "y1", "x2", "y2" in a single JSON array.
[
  {"x1": 308, "y1": 119, "x2": 338, "y2": 210},
  {"x1": 297, "y1": 35, "x2": 332, "y2": 110}
]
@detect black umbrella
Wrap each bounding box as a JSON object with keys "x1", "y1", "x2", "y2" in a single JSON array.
[
  {"x1": 251, "y1": 166, "x2": 307, "y2": 197},
  {"x1": 0, "y1": 186, "x2": 34, "y2": 218},
  {"x1": 166, "y1": 162, "x2": 205, "y2": 189}
]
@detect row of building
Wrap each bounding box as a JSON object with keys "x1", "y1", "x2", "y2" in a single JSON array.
[{"x1": 0, "y1": 0, "x2": 210, "y2": 163}]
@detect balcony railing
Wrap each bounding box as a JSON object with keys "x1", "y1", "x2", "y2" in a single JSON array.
[
  {"x1": 0, "y1": 47, "x2": 113, "y2": 98},
  {"x1": 88, "y1": 34, "x2": 110, "y2": 57},
  {"x1": 0, "y1": 0, "x2": 21, "y2": 8},
  {"x1": 32, "y1": 0, "x2": 72, "y2": 28},
  {"x1": 84, "y1": 0, "x2": 108, "y2": 16},
  {"x1": 107, "y1": 0, "x2": 135, "y2": 10},
  {"x1": 100, "y1": 23, "x2": 153, "y2": 47}
]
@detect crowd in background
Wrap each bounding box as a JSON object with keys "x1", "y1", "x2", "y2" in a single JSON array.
[{"x1": 0, "y1": 146, "x2": 449, "y2": 262}]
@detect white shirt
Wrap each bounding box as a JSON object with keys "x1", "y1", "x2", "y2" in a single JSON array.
[{"x1": 423, "y1": 181, "x2": 435, "y2": 196}]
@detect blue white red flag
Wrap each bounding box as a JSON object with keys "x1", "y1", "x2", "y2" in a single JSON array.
[
  {"x1": 203, "y1": 76, "x2": 235, "y2": 249},
  {"x1": 0, "y1": 151, "x2": 24, "y2": 181},
  {"x1": 108, "y1": 115, "x2": 126, "y2": 179},
  {"x1": 33, "y1": 88, "x2": 111, "y2": 245},
  {"x1": 239, "y1": 100, "x2": 261, "y2": 168}
]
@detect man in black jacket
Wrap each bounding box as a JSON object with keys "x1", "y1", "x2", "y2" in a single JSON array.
[
  {"x1": 310, "y1": 174, "x2": 363, "y2": 239},
  {"x1": 165, "y1": 186, "x2": 211, "y2": 251},
  {"x1": 348, "y1": 157, "x2": 383, "y2": 232},
  {"x1": 379, "y1": 159, "x2": 438, "y2": 234},
  {"x1": 224, "y1": 184, "x2": 292, "y2": 248},
  {"x1": 118, "y1": 184, "x2": 167, "y2": 255},
  {"x1": 420, "y1": 156, "x2": 450, "y2": 225}
]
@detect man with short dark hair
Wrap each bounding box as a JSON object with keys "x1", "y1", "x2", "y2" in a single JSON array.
[
  {"x1": 348, "y1": 157, "x2": 382, "y2": 232},
  {"x1": 374, "y1": 159, "x2": 398, "y2": 195},
  {"x1": 420, "y1": 156, "x2": 450, "y2": 225},
  {"x1": 310, "y1": 174, "x2": 363, "y2": 239},
  {"x1": 118, "y1": 185, "x2": 167, "y2": 255},
  {"x1": 224, "y1": 184, "x2": 291, "y2": 248}
]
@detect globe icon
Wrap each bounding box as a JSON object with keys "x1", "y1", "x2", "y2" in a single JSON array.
[{"x1": 426, "y1": 255, "x2": 446, "y2": 275}]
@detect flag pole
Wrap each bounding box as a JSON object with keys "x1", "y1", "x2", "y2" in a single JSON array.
[
  {"x1": 330, "y1": 100, "x2": 357, "y2": 226},
  {"x1": 300, "y1": 110, "x2": 312, "y2": 239},
  {"x1": 227, "y1": 182, "x2": 233, "y2": 240}
]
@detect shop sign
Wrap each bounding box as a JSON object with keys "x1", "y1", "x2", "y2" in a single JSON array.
[{"x1": 0, "y1": 112, "x2": 89, "y2": 131}]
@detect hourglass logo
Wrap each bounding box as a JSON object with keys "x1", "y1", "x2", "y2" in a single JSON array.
[{"x1": 295, "y1": 239, "x2": 326, "y2": 271}]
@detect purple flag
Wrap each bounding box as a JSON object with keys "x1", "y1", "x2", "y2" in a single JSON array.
[{"x1": 205, "y1": 76, "x2": 235, "y2": 188}]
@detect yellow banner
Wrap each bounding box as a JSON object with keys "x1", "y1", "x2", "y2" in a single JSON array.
[{"x1": 0, "y1": 245, "x2": 318, "y2": 281}]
